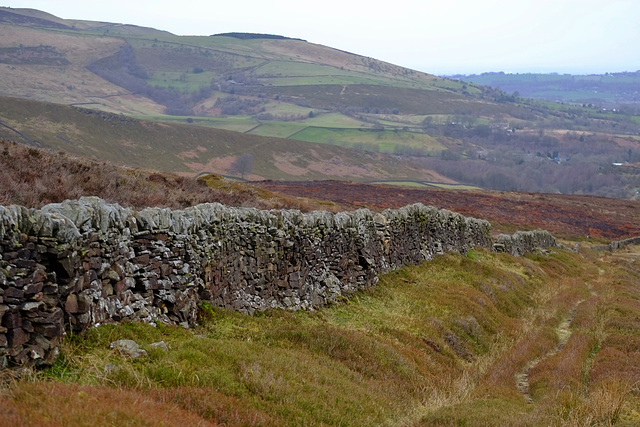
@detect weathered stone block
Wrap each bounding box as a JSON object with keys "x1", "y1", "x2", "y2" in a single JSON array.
[
  {"x1": 24, "y1": 282, "x2": 43, "y2": 296},
  {"x1": 2, "y1": 310, "x2": 22, "y2": 329},
  {"x1": 34, "y1": 323, "x2": 62, "y2": 338},
  {"x1": 7, "y1": 328, "x2": 29, "y2": 348},
  {"x1": 4, "y1": 287, "x2": 24, "y2": 301},
  {"x1": 64, "y1": 294, "x2": 79, "y2": 313}
]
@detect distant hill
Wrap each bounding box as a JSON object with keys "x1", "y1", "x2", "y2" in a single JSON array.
[
  {"x1": 1, "y1": 7, "x2": 639, "y2": 198},
  {"x1": 212, "y1": 32, "x2": 305, "y2": 41},
  {"x1": 450, "y1": 71, "x2": 640, "y2": 107},
  {"x1": 0, "y1": 137, "x2": 297, "y2": 211}
]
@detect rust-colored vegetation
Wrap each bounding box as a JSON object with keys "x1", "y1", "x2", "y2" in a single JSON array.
[
  {"x1": 0, "y1": 139, "x2": 303, "y2": 211},
  {"x1": 3, "y1": 141, "x2": 640, "y2": 425}
]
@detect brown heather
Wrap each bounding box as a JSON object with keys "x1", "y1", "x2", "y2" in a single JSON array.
[{"x1": 0, "y1": 139, "x2": 302, "y2": 211}]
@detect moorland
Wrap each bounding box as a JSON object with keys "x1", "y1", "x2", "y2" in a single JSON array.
[{"x1": 1, "y1": 6, "x2": 640, "y2": 426}]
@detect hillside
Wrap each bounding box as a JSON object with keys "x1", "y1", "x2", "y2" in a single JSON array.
[
  {"x1": 0, "y1": 96, "x2": 445, "y2": 183},
  {"x1": 1, "y1": 7, "x2": 640, "y2": 197},
  {"x1": 0, "y1": 137, "x2": 308, "y2": 211}
]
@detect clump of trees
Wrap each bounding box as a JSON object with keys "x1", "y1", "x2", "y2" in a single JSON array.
[
  {"x1": 214, "y1": 96, "x2": 264, "y2": 116},
  {"x1": 417, "y1": 129, "x2": 640, "y2": 198}
]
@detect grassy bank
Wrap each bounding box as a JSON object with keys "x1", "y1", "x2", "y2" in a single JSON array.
[{"x1": 2, "y1": 248, "x2": 640, "y2": 426}]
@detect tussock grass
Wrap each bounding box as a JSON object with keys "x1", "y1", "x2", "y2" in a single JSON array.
[{"x1": 0, "y1": 381, "x2": 219, "y2": 426}]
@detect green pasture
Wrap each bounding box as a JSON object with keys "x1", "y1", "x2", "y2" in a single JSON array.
[
  {"x1": 303, "y1": 112, "x2": 366, "y2": 128},
  {"x1": 260, "y1": 75, "x2": 386, "y2": 87},
  {"x1": 290, "y1": 127, "x2": 445, "y2": 154},
  {"x1": 248, "y1": 113, "x2": 370, "y2": 138},
  {"x1": 253, "y1": 61, "x2": 357, "y2": 78},
  {"x1": 261, "y1": 101, "x2": 317, "y2": 116},
  {"x1": 132, "y1": 114, "x2": 259, "y2": 133}
]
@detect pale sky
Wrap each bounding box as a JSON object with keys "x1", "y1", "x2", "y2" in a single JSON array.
[{"x1": 3, "y1": 0, "x2": 639, "y2": 75}]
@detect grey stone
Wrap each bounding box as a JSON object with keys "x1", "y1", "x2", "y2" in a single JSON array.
[
  {"x1": 149, "y1": 341, "x2": 169, "y2": 351},
  {"x1": 109, "y1": 339, "x2": 148, "y2": 358}
]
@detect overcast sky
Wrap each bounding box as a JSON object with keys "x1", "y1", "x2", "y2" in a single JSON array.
[{"x1": 3, "y1": 0, "x2": 639, "y2": 75}]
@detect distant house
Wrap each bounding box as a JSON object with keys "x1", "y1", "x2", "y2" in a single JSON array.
[{"x1": 612, "y1": 162, "x2": 624, "y2": 166}]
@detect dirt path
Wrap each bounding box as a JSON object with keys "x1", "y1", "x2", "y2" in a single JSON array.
[{"x1": 515, "y1": 302, "x2": 583, "y2": 403}]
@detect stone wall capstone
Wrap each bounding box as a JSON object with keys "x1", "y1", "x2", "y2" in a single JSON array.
[{"x1": 0, "y1": 197, "x2": 555, "y2": 369}]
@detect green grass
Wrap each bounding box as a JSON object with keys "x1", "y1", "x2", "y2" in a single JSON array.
[
  {"x1": 23, "y1": 251, "x2": 531, "y2": 424},
  {"x1": 147, "y1": 70, "x2": 218, "y2": 93},
  {"x1": 253, "y1": 61, "x2": 363, "y2": 79},
  {"x1": 290, "y1": 127, "x2": 445, "y2": 154},
  {"x1": 133, "y1": 114, "x2": 259, "y2": 132},
  {"x1": 247, "y1": 121, "x2": 306, "y2": 138},
  {"x1": 303, "y1": 112, "x2": 366, "y2": 128}
]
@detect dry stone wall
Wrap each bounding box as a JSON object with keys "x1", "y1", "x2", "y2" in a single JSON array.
[
  {"x1": 592, "y1": 236, "x2": 640, "y2": 252},
  {"x1": 0, "y1": 197, "x2": 556, "y2": 369}
]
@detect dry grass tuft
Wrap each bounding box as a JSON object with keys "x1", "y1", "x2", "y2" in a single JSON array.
[{"x1": 0, "y1": 382, "x2": 218, "y2": 426}]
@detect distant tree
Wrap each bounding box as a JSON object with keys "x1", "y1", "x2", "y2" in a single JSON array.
[{"x1": 230, "y1": 153, "x2": 254, "y2": 179}]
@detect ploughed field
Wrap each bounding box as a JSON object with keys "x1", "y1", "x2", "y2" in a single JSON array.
[{"x1": 256, "y1": 180, "x2": 640, "y2": 240}]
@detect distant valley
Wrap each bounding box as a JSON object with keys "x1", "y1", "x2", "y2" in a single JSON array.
[{"x1": 450, "y1": 71, "x2": 640, "y2": 108}]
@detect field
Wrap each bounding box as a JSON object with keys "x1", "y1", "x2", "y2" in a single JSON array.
[
  {"x1": 0, "y1": 96, "x2": 447, "y2": 183},
  {"x1": 289, "y1": 127, "x2": 445, "y2": 154}
]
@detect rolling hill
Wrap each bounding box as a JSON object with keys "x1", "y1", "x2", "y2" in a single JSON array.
[
  {"x1": 0, "y1": 6, "x2": 639, "y2": 197},
  {"x1": 0, "y1": 95, "x2": 446, "y2": 182},
  {"x1": 451, "y1": 71, "x2": 640, "y2": 107}
]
